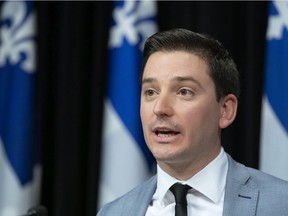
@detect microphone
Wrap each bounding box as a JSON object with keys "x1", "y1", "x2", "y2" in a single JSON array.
[{"x1": 19, "y1": 205, "x2": 48, "y2": 216}]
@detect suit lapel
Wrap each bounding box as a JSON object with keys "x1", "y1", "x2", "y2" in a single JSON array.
[{"x1": 223, "y1": 155, "x2": 259, "y2": 216}]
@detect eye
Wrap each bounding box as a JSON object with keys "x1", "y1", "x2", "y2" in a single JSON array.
[
  {"x1": 179, "y1": 88, "x2": 192, "y2": 96},
  {"x1": 145, "y1": 89, "x2": 157, "y2": 97}
]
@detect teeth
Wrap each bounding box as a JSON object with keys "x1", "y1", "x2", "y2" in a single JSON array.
[
  {"x1": 156, "y1": 130, "x2": 176, "y2": 137},
  {"x1": 157, "y1": 133, "x2": 173, "y2": 137}
]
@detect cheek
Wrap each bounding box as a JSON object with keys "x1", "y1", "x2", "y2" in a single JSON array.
[
  {"x1": 140, "y1": 98, "x2": 147, "y2": 119},
  {"x1": 181, "y1": 109, "x2": 201, "y2": 137},
  {"x1": 140, "y1": 103, "x2": 149, "y2": 125},
  {"x1": 140, "y1": 103, "x2": 152, "y2": 134},
  {"x1": 181, "y1": 103, "x2": 220, "y2": 133},
  {"x1": 140, "y1": 98, "x2": 156, "y2": 118}
]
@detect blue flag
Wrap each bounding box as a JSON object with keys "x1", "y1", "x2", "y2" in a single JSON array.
[
  {"x1": 99, "y1": 0, "x2": 157, "y2": 207},
  {"x1": 0, "y1": 1, "x2": 41, "y2": 215},
  {"x1": 260, "y1": 1, "x2": 288, "y2": 180}
]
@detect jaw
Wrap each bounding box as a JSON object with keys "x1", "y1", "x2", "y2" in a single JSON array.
[{"x1": 155, "y1": 142, "x2": 222, "y2": 181}]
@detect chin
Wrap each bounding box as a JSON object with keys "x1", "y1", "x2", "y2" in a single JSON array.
[{"x1": 153, "y1": 151, "x2": 180, "y2": 163}]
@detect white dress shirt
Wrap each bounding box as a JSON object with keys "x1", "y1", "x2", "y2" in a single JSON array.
[{"x1": 145, "y1": 148, "x2": 228, "y2": 216}]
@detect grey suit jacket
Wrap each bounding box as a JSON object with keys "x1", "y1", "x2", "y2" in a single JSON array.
[{"x1": 97, "y1": 154, "x2": 288, "y2": 215}]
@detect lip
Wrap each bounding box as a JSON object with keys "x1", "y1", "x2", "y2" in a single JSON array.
[{"x1": 152, "y1": 126, "x2": 180, "y2": 143}]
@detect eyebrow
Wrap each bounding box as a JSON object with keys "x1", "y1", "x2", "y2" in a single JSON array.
[
  {"x1": 142, "y1": 76, "x2": 204, "y2": 90},
  {"x1": 142, "y1": 77, "x2": 156, "y2": 85},
  {"x1": 173, "y1": 76, "x2": 203, "y2": 88}
]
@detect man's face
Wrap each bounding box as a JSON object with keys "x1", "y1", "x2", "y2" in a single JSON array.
[{"x1": 140, "y1": 51, "x2": 225, "y2": 171}]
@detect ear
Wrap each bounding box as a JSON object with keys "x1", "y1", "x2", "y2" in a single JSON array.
[{"x1": 219, "y1": 94, "x2": 238, "y2": 129}]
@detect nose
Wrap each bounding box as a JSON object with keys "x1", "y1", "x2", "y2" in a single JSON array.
[{"x1": 153, "y1": 92, "x2": 173, "y2": 117}]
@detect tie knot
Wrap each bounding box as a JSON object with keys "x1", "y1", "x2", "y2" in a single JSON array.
[{"x1": 169, "y1": 183, "x2": 191, "y2": 205}]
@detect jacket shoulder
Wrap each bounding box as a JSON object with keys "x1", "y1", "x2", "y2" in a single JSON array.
[
  {"x1": 226, "y1": 154, "x2": 288, "y2": 214},
  {"x1": 246, "y1": 166, "x2": 288, "y2": 193},
  {"x1": 97, "y1": 176, "x2": 156, "y2": 216},
  {"x1": 228, "y1": 154, "x2": 288, "y2": 190}
]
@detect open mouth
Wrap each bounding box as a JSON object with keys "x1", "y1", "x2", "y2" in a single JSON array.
[{"x1": 154, "y1": 129, "x2": 179, "y2": 137}]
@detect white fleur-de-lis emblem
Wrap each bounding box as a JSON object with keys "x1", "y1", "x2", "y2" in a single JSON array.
[
  {"x1": 267, "y1": 1, "x2": 288, "y2": 40},
  {"x1": 0, "y1": 1, "x2": 36, "y2": 73},
  {"x1": 109, "y1": 0, "x2": 157, "y2": 50}
]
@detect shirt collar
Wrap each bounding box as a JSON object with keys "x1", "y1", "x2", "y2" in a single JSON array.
[{"x1": 155, "y1": 147, "x2": 228, "y2": 205}]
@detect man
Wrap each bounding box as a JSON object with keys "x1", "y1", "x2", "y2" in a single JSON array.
[{"x1": 97, "y1": 29, "x2": 288, "y2": 216}]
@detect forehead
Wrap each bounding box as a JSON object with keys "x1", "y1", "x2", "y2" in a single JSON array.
[{"x1": 142, "y1": 51, "x2": 211, "y2": 82}]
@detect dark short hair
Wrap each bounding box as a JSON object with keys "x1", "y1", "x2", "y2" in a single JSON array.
[{"x1": 141, "y1": 28, "x2": 240, "y2": 101}]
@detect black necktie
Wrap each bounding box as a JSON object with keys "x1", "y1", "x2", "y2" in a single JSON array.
[{"x1": 169, "y1": 183, "x2": 191, "y2": 216}]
